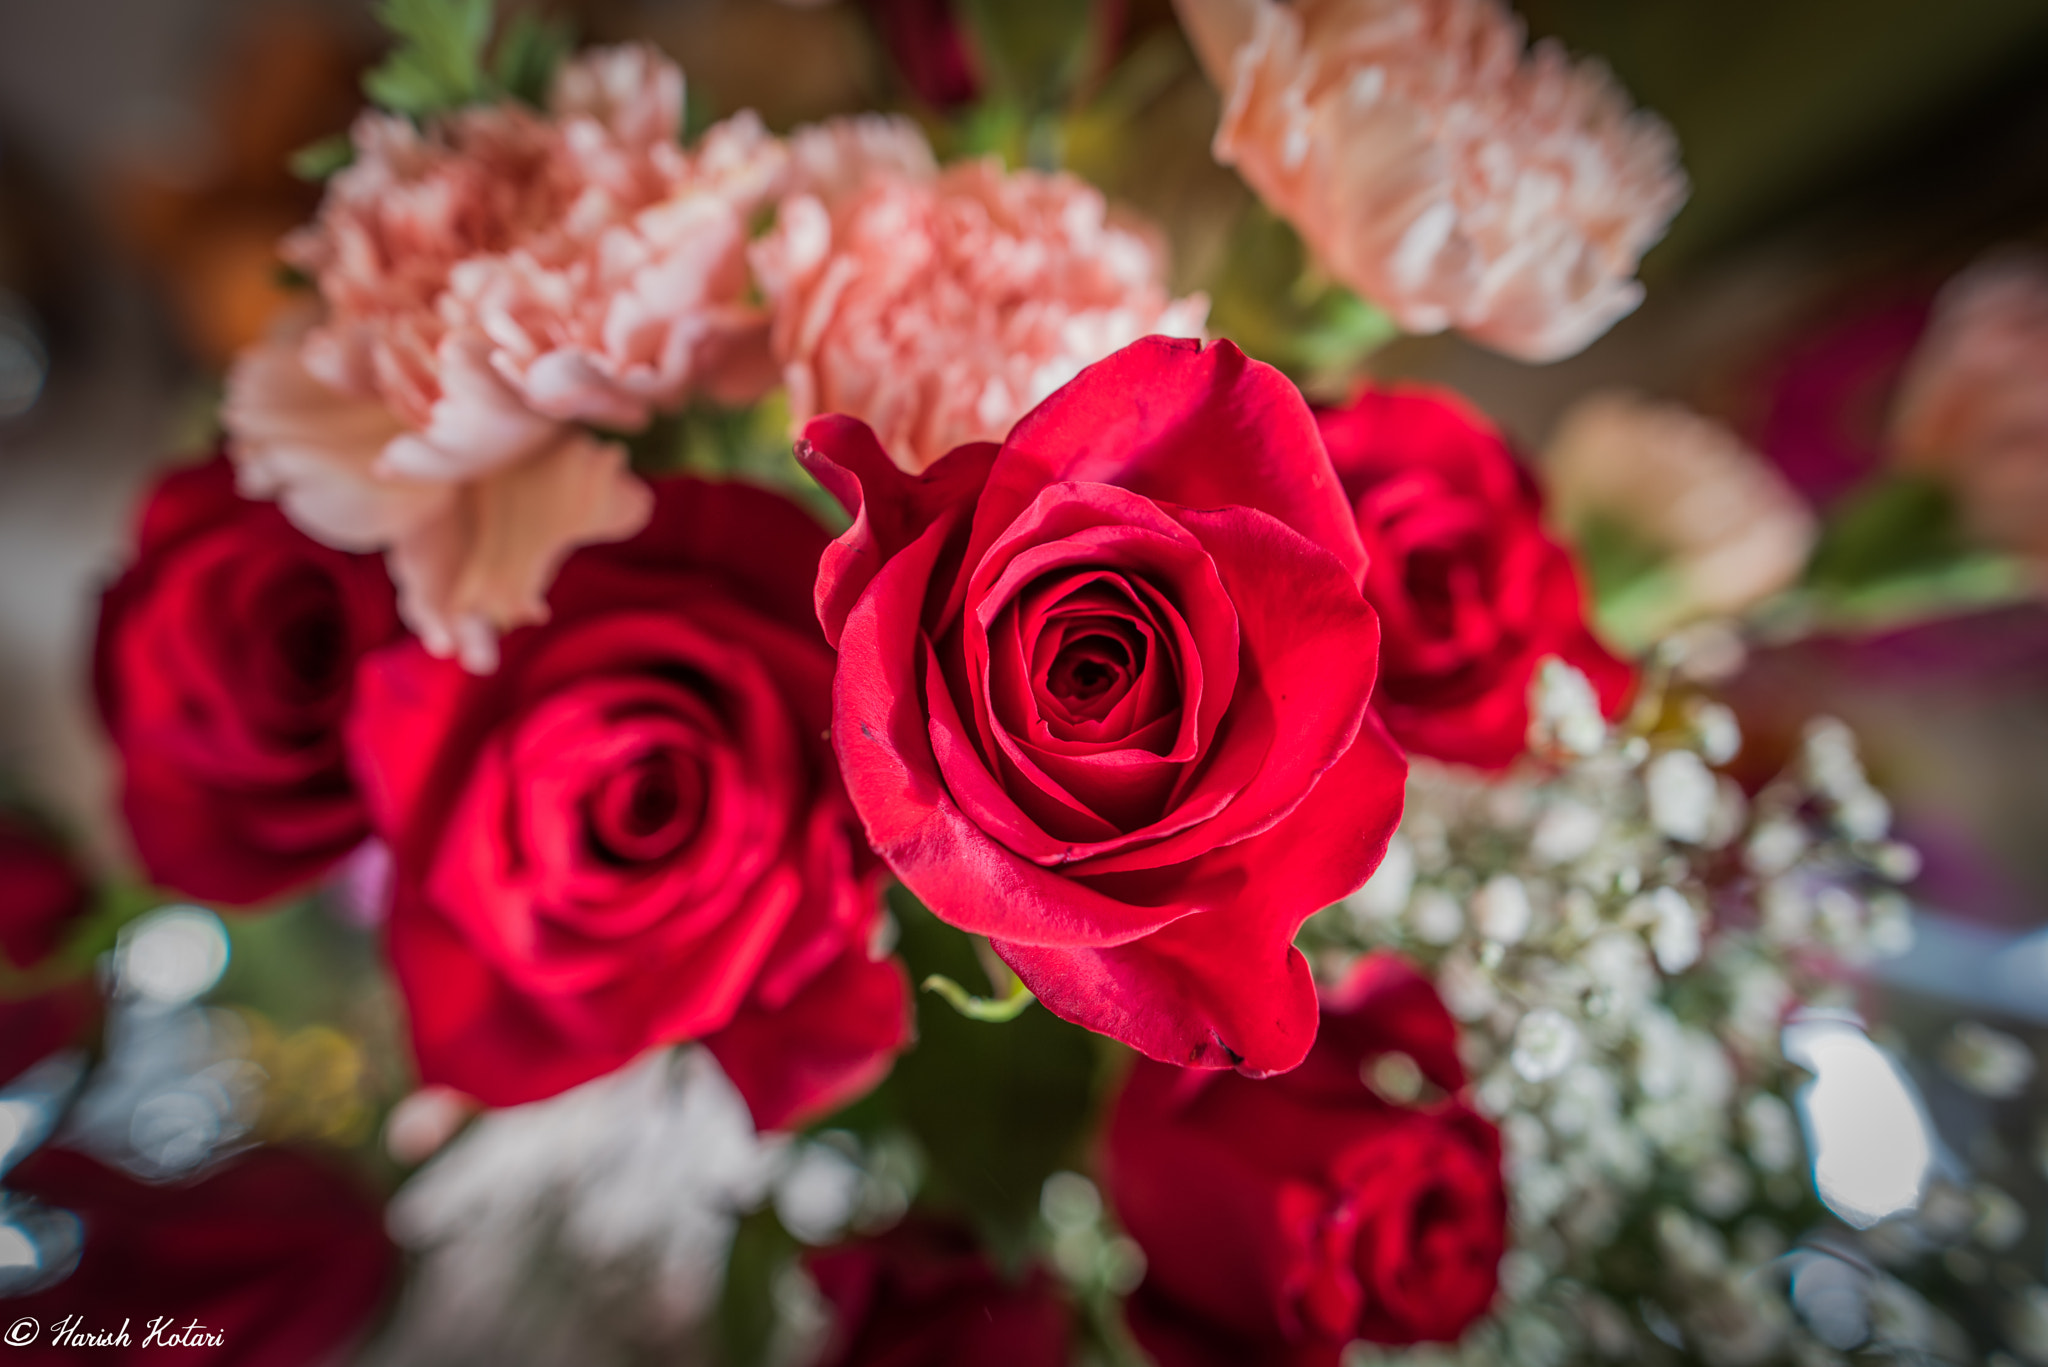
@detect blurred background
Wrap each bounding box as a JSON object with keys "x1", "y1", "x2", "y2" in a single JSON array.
[{"x1": 4, "y1": 0, "x2": 2048, "y2": 1359}]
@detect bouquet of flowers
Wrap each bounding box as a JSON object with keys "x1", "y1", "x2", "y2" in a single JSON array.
[{"x1": 4, "y1": 1, "x2": 2045, "y2": 1364}]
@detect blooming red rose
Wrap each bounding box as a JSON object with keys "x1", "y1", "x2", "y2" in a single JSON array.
[
  {"x1": 807, "y1": 1220, "x2": 1072, "y2": 1367},
  {"x1": 1317, "y1": 385, "x2": 1631, "y2": 770},
  {"x1": 802, "y1": 337, "x2": 1405, "y2": 1076},
  {"x1": 5, "y1": 1145, "x2": 396, "y2": 1365},
  {"x1": 95, "y1": 455, "x2": 400, "y2": 905},
  {"x1": 347, "y1": 477, "x2": 910, "y2": 1126},
  {"x1": 0, "y1": 813, "x2": 90, "y2": 968},
  {"x1": 1105, "y1": 953, "x2": 1506, "y2": 1365}
]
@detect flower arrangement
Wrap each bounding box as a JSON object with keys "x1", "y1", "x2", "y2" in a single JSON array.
[{"x1": 3, "y1": 1, "x2": 2045, "y2": 1365}]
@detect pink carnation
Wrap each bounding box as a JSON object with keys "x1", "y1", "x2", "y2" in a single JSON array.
[
  {"x1": 226, "y1": 46, "x2": 783, "y2": 669},
  {"x1": 752, "y1": 118, "x2": 1208, "y2": 473},
  {"x1": 1177, "y1": 0, "x2": 1686, "y2": 363},
  {"x1": 225, "y1": 330, "x2": 650, "y2": 675},
  {"x1": 1892, "y1": 254, "x2": 2048, "y2": 563}
]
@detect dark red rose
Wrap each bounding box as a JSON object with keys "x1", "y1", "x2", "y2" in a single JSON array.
[
  {"x1": 0, "y1": 813, "x2": 90, "y2": 968},
  {"x1": 94, "y1": 455, "x2": 399, "y2": 905},
  {"x1": 1105, "y1": 953, "x2": 1506, "y2": 1365},
  {"x1": 0, "y1": 985, "x2": 96, "y2": 1088},
  {"x1": 807, "y1": 1220, "x2": 1072, "y2": 1367},
  {"x1": 347, "y1": 477, "x2": 910, "y2": 1126},
  {"x1": 859, "y1": 0, "x2": 980, "y2": 109},
  {"x1": 802, "y1": 337, "x2": 1405, "y2": 1076},
  {"x1": 4, "y1": 1145, "x2": 396, "y2": 1365},
  {"x1": 1316, "y1": 385, "x2": 1631, "y2": 770}
]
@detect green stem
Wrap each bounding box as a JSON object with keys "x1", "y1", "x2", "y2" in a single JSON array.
[{"x1": 920, "y1": 972, "x2": 1035, "y2": 1023}]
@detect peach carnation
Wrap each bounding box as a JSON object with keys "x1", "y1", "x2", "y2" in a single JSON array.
[
  {"x1": 751, "y1": 118, "x2": 1208, "y2": 473},
  {"x1": 1176, "y1": 0, "x2": 1687, "y2": 363},
  {"x1": 1545, "y1": 391, "x2": 1816, "y2": 634},
  {"x1": 225, "y1": 45, "x2": 783, "y2": 670},
  {"x1": 226, "y1": 330, "x2": 649, "y2": 675},
  {"x1": 1892, "y1": 254, "x2": 2048, "y2": 563}
]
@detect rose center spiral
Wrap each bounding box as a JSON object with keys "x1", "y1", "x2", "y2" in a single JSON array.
[{"x1": 588, "y1": 749, "x2": 707, "y2": 865}]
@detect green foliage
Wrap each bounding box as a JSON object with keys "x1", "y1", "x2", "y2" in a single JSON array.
[
  {"x1": 1574, "y1": 510, "x2": 1689, "y2": 649},
  {"x1": 1784, "y1": 471, "x2": 2031, "y2": 630},
  {"x1": 824, "y1": 888, "x2": 1108, "y2": 1257},
  {"x1": 1204, "y1": 204, "x2": 1397, "y2": 390},
  {"x1": 716, "y1": 1206, "x2": 801, "y2": 1367},
  {"x1": 631, "y1": 395, "x2": 850, "y2": 534},
  {"x1": 492, "y1": 9, "x2": 575, "y2": 109},
  {"x1": 1805, "y1": 471, "x2": 1966, "y2": 589},
  {"x1": 957, "y1": 0, "x2": 1099, "y2": 114},
  {"x1": 288, "y1": 133, "x2": 355, "y2": 182},
  {"x1": 360, "y1": 0, "x2": 574, "y2": 121},
  {"x1": 364, "y1": 0, "x2": 495, "y2": 116}
]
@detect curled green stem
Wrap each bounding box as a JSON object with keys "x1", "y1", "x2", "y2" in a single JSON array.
[{"x1": 920, "y1": 972, "x2": 1035, "y2": 1023}]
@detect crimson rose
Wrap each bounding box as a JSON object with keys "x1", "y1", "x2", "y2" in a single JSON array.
[
  {"x1": 5, "y1": 1145, "x2": 395, "y2": 1365},
  {"x1": 0, "y1": 986, "x2": 96, "y2": 1089},
  {"x1": 1317, "y1": 385, "x2": 1631, "y2": 769},
  {"x1": 803, "y1": 337, "x2": 1405, "y2": 1075},
  {"x1": 95, "y1": 456, "x2": 399, "y2": 904},
  {"x1": 347, "y1": 477, "x2": 910, "y2": 1126},
  {"x1": 1105, "y1": 953, "x2": 1506, "y2": 1365},
  {"x1": 807, "y1": 1220, "x2": 1072, "y2": 1367},
  {"x1": 0, "y1": 812, "x2": 89, "y2": 968}
]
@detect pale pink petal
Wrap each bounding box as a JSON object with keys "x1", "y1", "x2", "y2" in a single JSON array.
[
  {"x1": 753, "y1": 129, "x2": 1207, "y2": 474},
  {"x1": 380, "y1": 330, "x2": 565, "y2": 481},
  {"x1": 223, "y1": 335, "x2": 452, "y2": 551},
  {"x1": 1892, "y1": 254, "x2": 2048, "y2": 562},
  {"x1": 1546, "y1": 391, "x2": 1816, "y2": 626},
  {"x1": 441, "y1": 112, "x2": 788, "y2": 429},
  {"x1": 549, "y1": 43, "x2": 685, "y2": 151},
  {"x1": 389, "y1": 432, "x2": 654, "y2": 674},
  {"x1": 1189, "y1": 0, "x2": 1686, "y2": 363}
]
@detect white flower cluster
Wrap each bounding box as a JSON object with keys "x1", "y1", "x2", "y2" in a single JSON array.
[
  {"x1": 1314, "y1": 658, "x2": 1941, "y2": 1367},
  {"x1": 363, "y1": 1049, "x2": 913, "y2": 1367}
]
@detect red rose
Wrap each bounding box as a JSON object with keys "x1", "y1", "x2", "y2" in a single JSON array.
[
  {"x1": 347, "y1": 477, "x2": 910, "y2": 1126},
  {"x1": 807, "y1": 1220, "x2": 1072, "y2": 1367},
  {"x1": 0, "y1": 813, "x2": 90, "y2": 968},
  {"x1": 0, "y1": 985, "x2": 96, "y2": 1088},
  {"x1": 859, "y1": 0, "x2": 980, "y2": 109},
  {"x1": 1104, "y1": 953, "x2": 1506, "y2": 1365},
  {"x1": 1317, "y1": 386, "x2": 1631, "y2": 770},
  {"x1": 5, "y1": 1145, "x2": 395, "y2": 1364},
  {"x1": 803, "y1": 337, "x2": 1405, "y2": 1075},
  {"x1": 94, "y1": 456, "x2": 399, "y2": 904}
]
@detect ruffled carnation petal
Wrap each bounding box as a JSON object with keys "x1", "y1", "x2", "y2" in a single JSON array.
[{"x1": 1189, "y1": 0, "x2": 1687, "y2": 362}]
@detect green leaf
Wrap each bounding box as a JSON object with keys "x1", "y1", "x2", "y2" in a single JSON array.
[
  {"x1": 1204, "y1": 204, "x2": 1398, "y2": 387},
  {"x1": 1803, "y1": 471, "x2": 1967, "y2": 590},
  {"x1": 364, "y1": 0, "x2": 496, "y2": 116},
  {"x1": 716, "y1": 1206, "x2": 799, "y2": 1367},
  {"x1": 823, "y1": 888, "x2": 1105, "y2": 1252},
  {"x1": 288, "y1": 133, "x2": 355, "y2": 182},
  {"x1": 492, "y1": 9, "x2": 574, "y2": 109}
]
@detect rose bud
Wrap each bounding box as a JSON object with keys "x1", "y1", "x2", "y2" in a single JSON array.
[
  {"x1": 802, "y1": 337, "x2": 1406, "y2": 1077},
  {"x1": 0, "y1": 812, "x2": 90, "y2": 968},
  {"x1": 1105, "y1": 953, "x2": 1507, "y2": 1362},
  {"x1": 347, "y1": 477, "x2": 910, "y2": 1127},
  {"x1": 5, "y1": 1145, "x2": 395, "y2": 1362},
  {"x1": 807, "y1": 1219, "x2": 1072, "y2": 1367},
  {"x1": 1317, "y1": 384, "x2": 1632, "y2": 770},
  {"x1": 94, "y1": 455, "x2": 399, "y2": 905}
]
